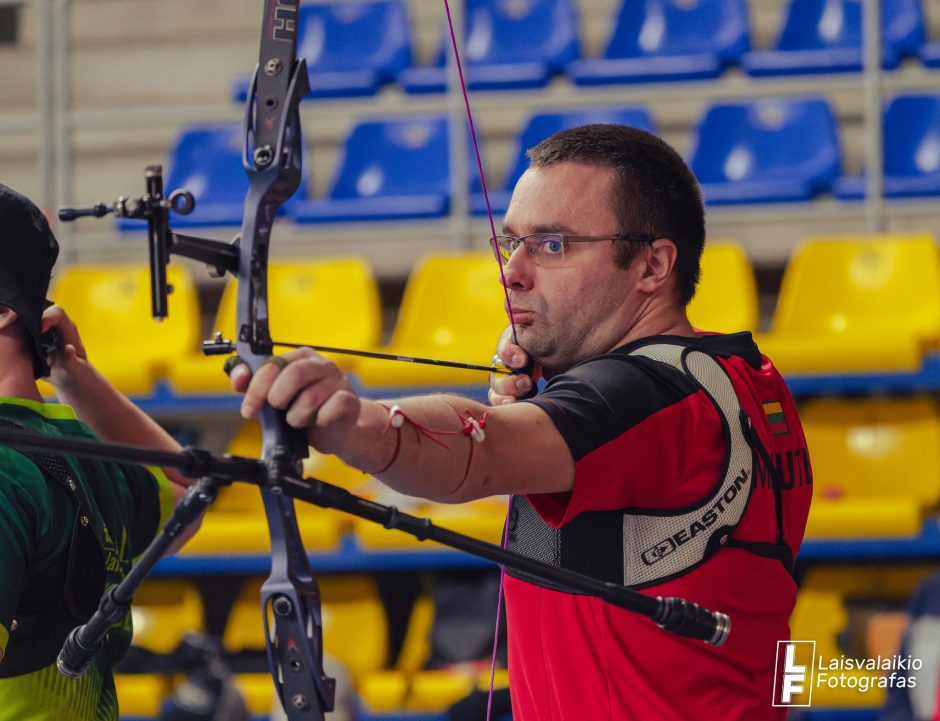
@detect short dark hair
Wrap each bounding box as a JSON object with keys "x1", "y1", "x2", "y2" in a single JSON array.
[
  {"x1": 0, "y1": 184, "x2": 59, "y2": 378},
  {"x1": 526, "y1": 124, "x2": 705, "y2": 305}
]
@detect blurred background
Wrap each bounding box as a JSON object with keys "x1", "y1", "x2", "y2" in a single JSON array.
[{"x1": 1, "y1": 0, "x2": 940, "y2": 719}]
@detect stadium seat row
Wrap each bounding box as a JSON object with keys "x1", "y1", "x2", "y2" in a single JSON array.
[
  {"x1": 43, "y1": 233, "x2": 940, "y2": 401},
  {"x1": 123, "y1": 575, "x2": 507, "y2": 717},
  {"x1": 142, "y1": 94, "x2": 940, "y2": 229},
  {"x1": 228, "y1": 0, "x2": 940, "y2": 100},
  {"x1": 119, "y1": 564, "x2": 937, "y2": 717}
]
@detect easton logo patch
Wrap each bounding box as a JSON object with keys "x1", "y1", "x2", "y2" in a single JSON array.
[
  {"x1": 639, "y1": 469, "x2": 750, "y2": 566},
  {"x1": 764, "y1": 401, "x2": 790, "y2": 436}
]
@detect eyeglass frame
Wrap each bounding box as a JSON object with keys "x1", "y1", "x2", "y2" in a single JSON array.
[{"x1": 490, "y1": 233, "x2": 656, "y2": 266}]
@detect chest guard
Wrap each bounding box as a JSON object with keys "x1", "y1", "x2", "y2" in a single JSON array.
[
  {"x1": 506, "y1": 342, "x2": 790, "y2": 592},
  {"x1": 0, "y1": 420, "x2": 112, "y2": 678}
]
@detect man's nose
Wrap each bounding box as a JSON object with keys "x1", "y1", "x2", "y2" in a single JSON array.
[{"x1": 499, "y1": 245, "x2": 534, "y2": 290}]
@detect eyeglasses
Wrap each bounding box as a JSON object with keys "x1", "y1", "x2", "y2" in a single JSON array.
[{"x1": 490, "y1": 233, "x2": 655, "y2": 267}]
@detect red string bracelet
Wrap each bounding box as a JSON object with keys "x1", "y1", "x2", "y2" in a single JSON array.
[
  {"x1": 454, "y1": 409, "x2": 493, "y2": 483},
  {"x1": 371, "y1": 403, "x2": 459, "y2": 474},
  {"x1": 369, "y1": 404, "x2": 492, "y2": 483},
  {"x1": 371, "y1": 404, "x2": 403, "y2": 474}
]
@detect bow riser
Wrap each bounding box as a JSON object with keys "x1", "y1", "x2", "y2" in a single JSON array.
[{"x1": 239, "y1": 4, "x2": 332, "y2": 717}]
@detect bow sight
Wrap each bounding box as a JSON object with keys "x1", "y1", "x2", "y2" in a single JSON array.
[{"x1": 59, "y1": 166, "x2": 241, "y2": 320}]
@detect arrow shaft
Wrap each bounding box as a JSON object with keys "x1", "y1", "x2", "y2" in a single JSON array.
[{"x1": 273, "y1": 341, "x2": 511, "y2": 375}]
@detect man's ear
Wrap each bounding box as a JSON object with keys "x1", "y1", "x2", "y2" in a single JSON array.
[
  {"x1": 638, "y1": 238, "x2": 678, "y2": 292},
  {"x1": 0, "y1": 305, "x2": 19, "y2": 331}
]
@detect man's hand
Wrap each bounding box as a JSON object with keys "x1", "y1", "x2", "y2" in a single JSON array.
[
  {"x1": 230, "y1": 347, "x2": 361, "y2": 453},
  {"x1": 488, "y1": 325, "x2": 540, "y2": 406},
  {"x1": 41, "y1": 305, "x2": 92, "y2": 390}
]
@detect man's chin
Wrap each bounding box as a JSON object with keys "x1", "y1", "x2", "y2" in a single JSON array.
[{"x1": 514, "y1": 327, "x2": 539, "y2": 353}]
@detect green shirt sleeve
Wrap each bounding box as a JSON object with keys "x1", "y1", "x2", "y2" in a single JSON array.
[{"x1": 119, "y1": 463, "x2": 175, "y2": 560}]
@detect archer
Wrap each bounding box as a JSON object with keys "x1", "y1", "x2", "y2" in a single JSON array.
[
  {"x1": 232, "y1": 125, "x2": 814, "y2": 721},
  {"x1": 0, "y1": 184, "x2": 198, "y2": 721}
]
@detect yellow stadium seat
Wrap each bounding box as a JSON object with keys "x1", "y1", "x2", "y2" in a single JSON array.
[
  {"x1": 358, "y1": 594, "x2": 509, "y2": 715},
  {"x1": 801, "y1": 563, "x2": 939, "y2": 602},
  {"x1": 49, "y1": 263, "x2": 201, "y2": 394},
  {"x1": 478, "y1": 667, "x2": 510, "y2": 692},
  {"x1": 352, "y1": 498, "x2": 507, "y2": 550},
  {"x1": 114, "y1": 673, "x2": 171, "y2": 716},
  {"x1": 802, "y1": 396, "x2": 940, "y2": 537},
  {"x1": 222, "y1": 577, "x2": 267, "y2": 654},
  {"x1": 395, "y1": 594, "x2": 435, "y2": 674},
  {"x1": 406, "y1": 669, "x2": 476, "y2": 712},
  {"x1": 758, "y1": 234, "x2": 940, "y2": 373},
  {"x1": 223, "y1": 575, "x2": 387, "y2": 684},
  {"x1": 789, "y1": 590, "x2": 884, "y2": 707},
  {"x1": 352, "y1": 592, "x2": 436, "y2": 711},
  {"x1": 353, "y1": 252, "x2": 508, "y2": 388},
  {"x1": 130, "y1": 579, "x2": 204, "y2": 654},
  {"x1": 234, "y1": 673, "x2": 277, "y2": 716},
  {"x1": 359, "y1": 671, "x2": 409, "y2": 712},
  {"x1": 319, "y1": 576, "x2": 389, "y2": 682},
  {"x1": 688, "y1": 242, "x2": 759, "y2": 333},
  {"x1": 168, "y1": 257, "x2": 382, "y2": 393},
  {"x1": 180, "y1": 421, "x2": 352, "y2": 554},
  {"x1": 359, "y1": 667, "x2": 509, "y2": 715}
]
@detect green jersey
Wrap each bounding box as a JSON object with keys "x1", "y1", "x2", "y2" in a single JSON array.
[{"x1": 0, "y1": 398, "x2": 174, "y2": 721}]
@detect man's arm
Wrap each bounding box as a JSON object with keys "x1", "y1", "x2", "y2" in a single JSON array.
[
  {"x1": 42, "y1": 306, "x2": 199, "y2": 552},
  {"x1": 234, "y1": 348, "x2": 575, "y2": 503}
]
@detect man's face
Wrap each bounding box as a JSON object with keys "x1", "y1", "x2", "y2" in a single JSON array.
[{"x1": 500, "y1": 161, "x2": 649, "y2": 376}]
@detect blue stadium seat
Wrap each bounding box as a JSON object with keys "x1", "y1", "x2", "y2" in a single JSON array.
[
  {"x1": 741, "y1": 0, "x2": 925, "y2": 76},
  {"x1": 566, "y1": 0, "x2": 749, "y2": 86},
  {"x1": 834, "y1": 94, "x2": 940, "y2": 199},
  {"x1": 292, "y1": 115, "x2": 453, "y2": 223},
  {"x1": 919, "y1": 39, "x2": 940, "y2": 67},
  {"x1": 400, "y1": 0, "x2": 579, "y2": 93},
  {"x1": 471, "y1": 106, "x2": 655, "y2": 216},
  {"x1": 120, "y1": 123, "x2": 307, "y2": 230},
  {"x1": 232, "y1": 0, "x2": 412, "y2": 101},
  {"x1": 689, "y1": 97, "x2": 841, "y2": 205}
]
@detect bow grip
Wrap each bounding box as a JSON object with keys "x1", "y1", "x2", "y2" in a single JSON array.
[
  {"x1": 654, "y1": 596, "x2": 731, "y2": 646},
  {"x1": 259, "y1": 406, "x2": 309, "y2": 481}
]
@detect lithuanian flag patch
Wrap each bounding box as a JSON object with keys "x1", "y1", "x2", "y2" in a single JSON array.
[{"x1": 763, "y1": 401, "x2": 789, "y2": 436}]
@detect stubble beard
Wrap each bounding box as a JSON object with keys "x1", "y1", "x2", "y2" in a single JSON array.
[{"x1": 515, "y1": 321, "x2": 579, "y2": 378}]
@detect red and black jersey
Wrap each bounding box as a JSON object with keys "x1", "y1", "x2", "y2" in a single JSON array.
[{"x1": 503, "y1": 332, "x2": 812, "y2": 721}]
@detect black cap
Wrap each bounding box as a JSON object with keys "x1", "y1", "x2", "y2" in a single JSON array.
[{"x1": 0, "y1": 184, "x2": 59, "y2": 378}]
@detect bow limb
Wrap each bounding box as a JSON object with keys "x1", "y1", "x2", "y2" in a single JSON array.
[{"x1": 239, "y1": 2, "x2": 335, "y2": 717}]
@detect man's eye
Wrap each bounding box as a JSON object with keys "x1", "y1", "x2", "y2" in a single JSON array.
[{"x1": 542, "y1": 238, "x2": 565, "y2": 255}]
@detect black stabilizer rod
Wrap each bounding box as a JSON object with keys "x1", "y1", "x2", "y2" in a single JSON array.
[
  {"x1": 0, "y1": 428, "x2": 265, "y2": 482},
  {"x1": 58, "y1": 203, "x2": 113, "y2": 221},
  {"x1": 279, "y1": 476, "x2": 731, "y2": 647},
  {"x1": 0, "y1": 427, "x2": 731, "y2": 654}
]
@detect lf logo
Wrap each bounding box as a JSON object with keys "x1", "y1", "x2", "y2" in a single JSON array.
[{"x1": 773, "y1": 640, "x2": 816, "y2": 707}]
